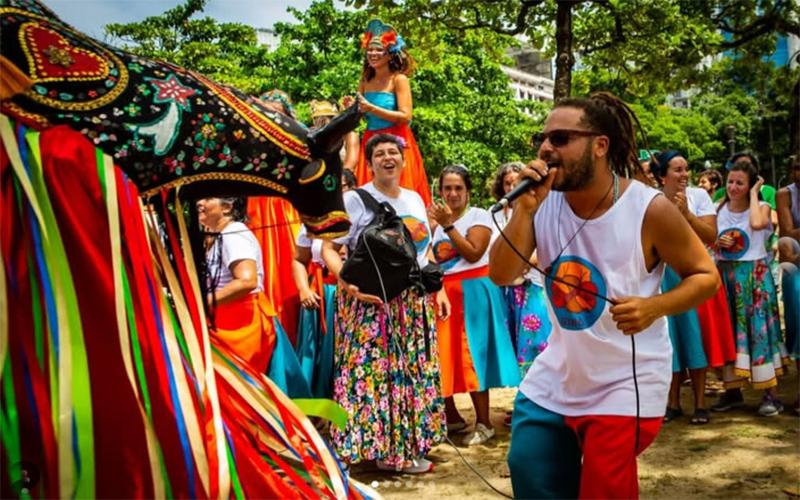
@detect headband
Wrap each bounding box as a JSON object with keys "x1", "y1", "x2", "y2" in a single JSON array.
[
  {"x1": 360, "y1": 19, "x2": 406, "y2": 55},
  {"x1": 652, "y1": 150, "x2": 681, "y2": 179}
]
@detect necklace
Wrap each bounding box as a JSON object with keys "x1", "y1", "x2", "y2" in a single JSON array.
[{"x1": 553, "y1": 171, "x2": 618, "y2": 265}]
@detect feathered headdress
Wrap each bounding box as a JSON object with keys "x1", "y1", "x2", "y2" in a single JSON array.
[{"x1": 360, "y1": 19, "x2": 406, "y2": 55}]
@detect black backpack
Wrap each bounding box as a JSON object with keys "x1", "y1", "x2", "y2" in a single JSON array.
[{"x1": 340, "y1": 189, "x2": 419, "y2": 302}]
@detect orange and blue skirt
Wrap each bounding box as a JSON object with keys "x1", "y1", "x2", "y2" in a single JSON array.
[
  {"x1": 214, "y1": 291, "x2": 276, "y2": 373},
  {"x1": 354, "y1": 123, "x2": 432, "y2": 206},
  {"x1": 436, "y1": 266, "x2": 520, "y2": 397}
]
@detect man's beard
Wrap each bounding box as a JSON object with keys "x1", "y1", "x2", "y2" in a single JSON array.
[{"x1": 552, "y1": 143, "x2": 594, "y2": 192}]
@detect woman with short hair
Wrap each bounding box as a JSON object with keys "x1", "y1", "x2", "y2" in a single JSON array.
[
  {"x1": 321, "y1": 133, "x2": 449, "y2": 473},
  {"x1": 199, "y1": 196, "x2": 274, "y2": 371}
]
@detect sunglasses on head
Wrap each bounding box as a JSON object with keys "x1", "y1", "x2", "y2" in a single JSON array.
[{"x1": 531, "y1": 129, "x2": 600, "y2": 149}]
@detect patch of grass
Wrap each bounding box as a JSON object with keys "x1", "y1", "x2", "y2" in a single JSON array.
[
  {"x1": 728, "y1": 425, "x2": 763, "y2": 438},
  {"x1": 688, "y1": 443, "x2": 710, "y2": 452}
]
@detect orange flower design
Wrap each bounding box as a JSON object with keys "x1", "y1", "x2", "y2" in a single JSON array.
[
  {"x1": 380, "y1": 31, "x2": 397, "y2": 48},
  {"x1": 403, "y1": 217, "x2": 428, "y2": 244},
  {"x1": 550, "y1": 261, "x2": 598, "y2": 313},
  {"x1": 435, "y1": 240, "x2": 457, "y2": 263},
  {"x1": 727, "y1": 229, "x2": 746, "y2": 254}
]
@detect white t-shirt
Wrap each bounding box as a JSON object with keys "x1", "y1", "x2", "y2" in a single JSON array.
[
  {"x1": 687, "y1": 186, "x2": 715, "y2": 217},
  {"x1": 521, "y1": 181, "x2": 670, "y2": 418},
  {"x1": 296, "y1": 225, "x2": 324, "y2": 265},
  {"x1": 206, "y1": 221, "x2": 264, "y2": 293},
  {"x1": 432, "y1": 206, "x2": 492, "y2": 274},
  {"x1": 716, "y1": 201, "x2": 772, "y2": 262},
  {"x1": 337, "y1": 182, "x2": 431, "y2": 267}
]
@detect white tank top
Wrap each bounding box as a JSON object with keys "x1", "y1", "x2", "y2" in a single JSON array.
[
  {"x1": 716, "y1": 201, "x2": 772, "y2": 261},
  {"x1": 520, "y1": 180, "x2": 670, "y2": 417}
]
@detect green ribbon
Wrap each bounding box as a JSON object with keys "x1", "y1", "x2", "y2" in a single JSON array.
[
  {"x1": 26, "y1": 131, "x2": 96, "y2": 498},
  {"x1": 291, "y1": 399, "x2": 348, "y2": 430}
]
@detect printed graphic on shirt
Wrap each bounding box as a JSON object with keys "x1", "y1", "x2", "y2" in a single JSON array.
[
  {"x1": 717, "y1": 227, "x2": 750, "y2": 260},
  {"x1": 402, "y1": 215, "x2": 430, "y2": 253},
  {"x1": 433, "y1": 239, "x2": 460, "y2": 271},
  {"x1": 545, "y1": 255, "x2": 607, "y2": 330}
]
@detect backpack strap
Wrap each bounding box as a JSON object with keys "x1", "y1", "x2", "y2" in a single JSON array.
[{"x1": 353, "y1": 188, "x2": 395, "y2": 216}]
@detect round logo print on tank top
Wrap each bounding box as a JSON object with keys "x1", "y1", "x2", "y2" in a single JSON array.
[
  {"x1": 545, "y1": 255, "x2": 607, "y2": 330},
  {"x1": 717, "y1": 227, "x2": 750, "y2": 260},
  {"x1": 402, "y1": 215, "x2": 430, "y2": 253},
  {"x1": 433, "y1": 239, "x2": 460, "y2": 271}
]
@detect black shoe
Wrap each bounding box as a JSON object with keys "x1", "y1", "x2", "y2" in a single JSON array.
[{"x1": 710, "y1": 390, "x2": 745, "y2": 412}]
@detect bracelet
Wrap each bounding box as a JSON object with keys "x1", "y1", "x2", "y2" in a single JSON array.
[{"x1": 443, "y1": 224, "x2": 456, "y2": 233}]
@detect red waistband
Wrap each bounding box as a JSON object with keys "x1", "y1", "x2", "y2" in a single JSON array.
[{"x1": 443, "y1": 265, "x2": 489, "y2": 282}]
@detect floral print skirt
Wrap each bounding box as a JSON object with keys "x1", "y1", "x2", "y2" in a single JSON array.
[
  {"x1": 719, "y1": 258, "x2": 789, "y2": 390},
  {"x1": 503, "y1": 281, "x2": 553, "y2": 378},
  {"x1": 330, "y1": 288, "x2": 445, "y2": 467}
]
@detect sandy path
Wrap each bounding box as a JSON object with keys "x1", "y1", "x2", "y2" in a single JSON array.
[{"x1": 350, "y1": 368, "x2": 799, "y2": 499}]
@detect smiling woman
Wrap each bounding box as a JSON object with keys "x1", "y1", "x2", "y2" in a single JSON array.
[
  {"x1": 428, "y1": 165, "x2": 520, "y2": 446},
  {"x1": 320, "y1": 133, "x2": 449, "y2": 474},
  {"x1": 199, "y1": 197, "x2": 277, "y2": 371},
  {"x1": 349, "y1": 19, "x2": 431, "y2": 204}
]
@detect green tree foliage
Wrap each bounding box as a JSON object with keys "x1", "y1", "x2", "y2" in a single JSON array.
[
  {"x1": 105, "y1": 0, "x2": 272, "y2": 94},
  {"x1": 264, "y1": 2, "x2": 539, "y2": 203},
  {"x1": 105, "y1": 0, "x2": 540, "y2": 204},
  {"x1": 350, "y1": 0, "x2": 799, "y2": 99},
  {"x1": 633, "y1": 105, "x2": 724, "y2": 167}
]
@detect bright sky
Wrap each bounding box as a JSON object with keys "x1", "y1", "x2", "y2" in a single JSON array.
[{"x1": 46, "y1": 0, "x2": 316, "y2": 39}]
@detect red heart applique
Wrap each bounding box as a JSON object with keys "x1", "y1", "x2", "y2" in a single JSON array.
[{"x1": 21, "y1": 22, "x2": 109, "y2": 82}]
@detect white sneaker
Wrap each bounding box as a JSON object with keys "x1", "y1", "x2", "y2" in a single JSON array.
[
  {"x1": 376, "y1": 457, "x2": 434, "y2": 474},
  {"x1": 463, "y1": 423, "x2": 495, "y2": 446}
]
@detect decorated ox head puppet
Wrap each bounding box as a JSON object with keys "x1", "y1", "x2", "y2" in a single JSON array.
[{"x1": 0, "y1": 0, "x2": 356, "y2": 237}]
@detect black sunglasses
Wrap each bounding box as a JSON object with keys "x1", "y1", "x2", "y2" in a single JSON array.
[{"x1": 531, "y1": 129, "x2": 600, "y2": 149}]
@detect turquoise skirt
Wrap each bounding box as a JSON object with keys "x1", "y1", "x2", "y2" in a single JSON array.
[
  {"x1": 781, "y1": 263, "x2": 800, "y2": 359},
  {"x1": 294, "y1": 283, "x2": 337, "y2": 398},
  {"x1": 267, "y1": 317, "x2": 312, "y2": 398},
  {"x1": 662, "y1": 266, "x2": 708, "y2": 372}
]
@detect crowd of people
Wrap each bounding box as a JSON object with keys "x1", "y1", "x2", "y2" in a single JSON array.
[{"x1": 195, "y1": 18, "x2": 798, "y2": 499}]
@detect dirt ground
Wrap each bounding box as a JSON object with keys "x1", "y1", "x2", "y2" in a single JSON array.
[{"x1": 350, "y1": 368, "x2": 800, "y2": 499}]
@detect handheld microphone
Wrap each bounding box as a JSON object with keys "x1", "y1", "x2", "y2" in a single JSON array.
[{"x1": 490, "y1": 177, "x2": 537, "y2": 213}]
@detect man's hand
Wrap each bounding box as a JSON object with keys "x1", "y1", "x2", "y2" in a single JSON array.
[
  {"x1": 515, "y1": 160, "x2": 557, "y2": 214},
  {"x1": 435, "y1": 288, "x2": 451, "y2": 321},
  {"x1": 339, "y1": 278, "x2": 383, "y2": 305},
  {"x1": 609, "y1": 296, "x2": 660, "y2": 335}
]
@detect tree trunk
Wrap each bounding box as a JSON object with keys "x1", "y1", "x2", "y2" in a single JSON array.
[
  {"x1": 791, "y1": 77, "x2": 800, "y2": 159},
  {"x1": 554, "y1": 1, "x2": 577, "y2": 101}
]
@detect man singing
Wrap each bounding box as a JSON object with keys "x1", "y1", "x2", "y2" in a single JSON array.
[{"x1": 490, "y1": 92, "x2": 718, "y2": 499}]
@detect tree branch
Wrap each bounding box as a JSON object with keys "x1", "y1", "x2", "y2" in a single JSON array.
[
  {"x1": 422, "y1": 0, "x2": 545, "y2": 35},
  {"x1": 582, "y1": 7, "x2": 625, "y2": 55}
]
